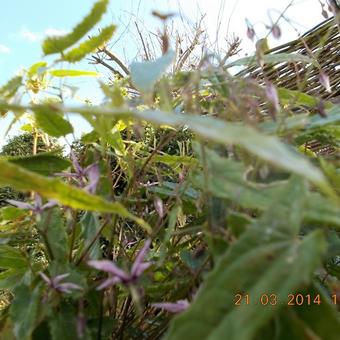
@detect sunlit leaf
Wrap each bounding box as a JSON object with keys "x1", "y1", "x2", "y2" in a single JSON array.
[
  {"x1": 42, "y1": 0, "x2": 109, "y2": 55},
  {"x1": 0, "y1": 76, "x2": 22, "y2": 100},
  {"x1": 27, "y1": 61, "x2": 48, "y2": 78},
  {"x1": 66, "y1": 106, "x2": 328, "y2": 189},
  {"x1": 130, "y1": 50, "x2": 175, "y2": 92},
  {"x1": 34, "y1": 107, "x2": 74, "y2": 137},
  {"x1": 0, "y1": 102, "x2": 331, "y2": 190},
  {"x1": 61, "y1": 25, "x2": 116, "y2": 63},
  {"x1": 49, "y1": 69, "x2": 99, "y2": 77}
]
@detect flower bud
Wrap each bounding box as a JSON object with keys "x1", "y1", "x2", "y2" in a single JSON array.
[
  {"x1": 319, "y1": 71, "x2": 331, "y2": 92},
  {"x1": 247, "y1": 26, "x2": 255, "y2": 41},
  {"x1": 271, "y1": 24, "x2": 281, "y2": 39}
]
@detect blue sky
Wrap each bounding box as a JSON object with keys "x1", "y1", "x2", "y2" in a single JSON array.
[
  {"x1": 0, "y1": 0, "x2": 177, "y2": 83},
  {"x1": 0, "y1": 0, "x2": 327, "y2": 146}
]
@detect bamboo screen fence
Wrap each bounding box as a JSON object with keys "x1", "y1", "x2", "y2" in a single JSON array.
[{"x1": 238, "y1": 17, "x2": 339, "y2": 156}]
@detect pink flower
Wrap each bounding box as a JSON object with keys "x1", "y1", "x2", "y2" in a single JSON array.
[
  {"x1": 39, "y1": 272, "x2": 82, "y2": 294},
  {"x1": 56, "y1": 150, "x2": 100, "y2": 194},
  {"x1": 88, "y1": 239, "x2": 152, "y2": 290},
  {"x1": 7, "y1": 193, "x2": 57, "y2": 214},
  {"x1": 152, "y1": 299, "x2": 190, "y2": 313}
]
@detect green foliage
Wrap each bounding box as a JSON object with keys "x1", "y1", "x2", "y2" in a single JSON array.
[
  {"x1": 42, "y1": 0, "x2": 109, "y2": 55},
  {"x1": 9, "y1": 284, "x2": 42, "y2": 340},
  {"x1": 0, "y1": 76, "x2": 22, "y2": 100},
  {"x1": 0, "y1": 133, "x2": 64, "y2": 206},
  {"x1": 0, "y1": 133, "x2": 62, "y2": 157},
  {"x1": 49, "y1": 69, "x2": 99, "y2": 77},
  {"x1": 34, "y1": 107, "x2": 74, "y2": 137},
  {"x1": 4, "y1": 153, "x2": 70, "y2": 176},
  {"x1": 61, "y1": 25, "x2": 116, "y2": 63},
  {"x1": 38, "y1": 209, "x2": 68, "y2": 261},
  {"x1": 0, "y1": 159, "x2": 149, "y2": 231},
  {"x1": 0, "y1": 3, "x2": 339, "y2": 339},
  {"x1": 165, "y1": 178, "x2": 327, "y2": 339}
]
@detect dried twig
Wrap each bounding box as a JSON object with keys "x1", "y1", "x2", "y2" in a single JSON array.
[{"x1": 135, "y1": 21, "x2": 150, "y2": 61}]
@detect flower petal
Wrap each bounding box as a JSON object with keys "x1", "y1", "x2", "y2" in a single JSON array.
[
  {"x1": 88, "y1": 260, "x2": 129, "y2": 280},
  {"x1": 34, "y1": 194, "x2": 43, "y2": 209},
  {"x1": 52, "y1": 273, "x2": 70, "y2": 285},
  {"x1": 71, "y1": 150, "x2": 83, "y2": 174},
  {"x1": 152, "y1": 300, "x2": 190, "y2": 313},
  {"x1": 84, "y1": 163, "x2": 100, "y2": 193},
  {"x1": 55, "y1": 172, "x2": 79, "y2": 178},
  {"x1": 39, "y1": 272, "x2": 52, "y2": 285},
  {"x1": 132, "y1": 262, "x2": 151, "y2": 277},
  {"x1": 319, "y1": 71, "x2": 331, "y2": 93},
  {"x1": 265, "y1": 82, "x2": 280, "y2": 112},
  {"x1": 42, "y1": 200, "x2": 58, "y2": 210},
  {"x1": 96, "y1": 276, "x2": 121, "y2": 290},
  {"x1": 7, "y1": 200, "x2": 33, "y2": 210},
  {"x1": 57, "y1": 282, "x2": 82, "y2": 293},
  {"x1": 131, "y1": 239, "x2": 151, "y2": 275}
]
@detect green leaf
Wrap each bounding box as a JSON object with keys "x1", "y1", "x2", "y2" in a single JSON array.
[
  {"x1": 9, "y1": 284, "x2": 42, "y2": 340},
  {"x1": 0, "y1": 76, "x2": 22, "y2": 100},
  {"x1": 38, "y1": 209, "x2": 68, "y2": 262},
  {"x1": 49, "y1": 303, "x2": 82, "y2": 340},
  {"x1": 0, "y1": 103, "x2": 331, "y2": 191},
  {"x1": 34, "y1": 107, "x2": 74, "y2": 137},
  {"x1": 151, "y1": 154, "x2": 197, "y2": 168},
  {"x1": 49, "y1": 69, "x2": 99, "y2": 77},
  {"x1": 42, "y1": 0, "x2": 109, "y2": 55},
  {"x1": 192, "y1": 146, "x2": 279, "y2": 210},
  {"x1": 0, "y1": 245, "x2": 27, "y2": 269},
  {"x1": 4, "y1": 153, "x2": 71, "y2": 176},
  {"x1": 277, "y1": 87, "x2": 333, "y2": 108},
  {"x1": 290, "y1": 284, "x2": 340, "y2": 339},
  {"x1": 226, "y1": 53, "x2": 314, "y2": 68},
  {"x1": 258, "y1": 283, "x2": 340, "y2": 339},
  {"x1": 61, "y1": 25, "x2": 116, "y2": 63},
  {"x1": 107, "y1": 129, "x2": 126, "y2": 156},
  {"x1": 0, "y1": 159, "x2": 150, "y2": 232},
  {"x1": 165, "y1": 177, "x2": 327, "y2": 340},
  {"x1": 192, "y1": 148, "x2": 340, "y2": 228},
  {"x1": 308, "y1": 104, "x2": 340, "y2": 129},
  {"x1": 80, "y1": 212, "x2": 101, "y2": 260},
  {"x1": 305, "y1": 192, "x2": 340, "y2": 229},
  {"x1": 81, "y1": 130, "x2": 100, "y2": 144},
  {"x1": 73, "y1": 106, "x2": 328, "y2": 190},
  {"x1": 130, "y1": 50, "x2": 175, "y2": 92},
  {"x1": 0, "y1": 206, "x2": 26, "y2": 221},
  {"x1": 0, "y1": 268, "x2": 26, "y2": 289},
  {"x1": 27, "y1": 61, "x2": 48, "y2": 78}
]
